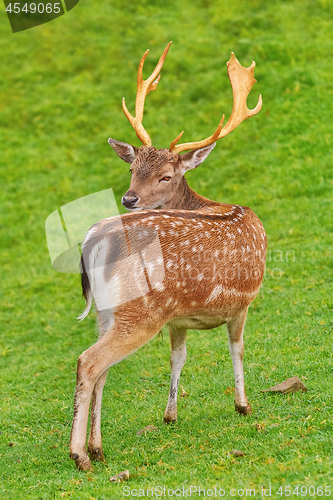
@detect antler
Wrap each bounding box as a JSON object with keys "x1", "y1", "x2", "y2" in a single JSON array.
[
  {"x1": 122, "y1": 41, "x2": 173, "y2": 146},
  {"x1": 169, "y1": 53, "x2": 262, "y2": 154}
]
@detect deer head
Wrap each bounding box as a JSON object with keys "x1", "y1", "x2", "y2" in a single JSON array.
[{"x1": 109, "y1": 42, "x2": 262, "y2": 211}]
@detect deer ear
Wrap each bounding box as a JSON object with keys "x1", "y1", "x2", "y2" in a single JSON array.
[
  {"x1": 178, "y1": 143, "x2": 216, "y2": 173},
  {"x1": 108, "y1": 138, "x2": 139, "y2": 164}
]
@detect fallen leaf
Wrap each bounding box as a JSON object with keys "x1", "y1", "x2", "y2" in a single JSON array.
[
  {"x1": 180, "y1": 386, "x2": 188, "y2": 397},
  {"x1": 253, "y1": 423, "x2": 266, "y2": 432}
]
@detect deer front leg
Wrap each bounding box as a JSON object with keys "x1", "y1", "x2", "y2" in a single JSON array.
[
  {"x1": 227, "y1": 308, "x2": 252, "y2": 415},
  {"x1": 87, "y1": 368, "x2": 109, "y2": 462},
  {"x1": 164, "y1": 326, "x2": 187, "y2": 423}
]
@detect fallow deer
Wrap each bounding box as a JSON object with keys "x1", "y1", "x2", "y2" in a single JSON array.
[{"x1": 69, "y1": 42, "x2": 266, "y2": 471}]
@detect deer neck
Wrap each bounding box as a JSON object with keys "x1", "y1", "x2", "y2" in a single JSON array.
[{"x1": 163, "y1": 177, "x2": 219, "y2": 211}]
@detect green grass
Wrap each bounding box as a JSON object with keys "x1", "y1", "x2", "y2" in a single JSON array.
[{"x1": 0, "y1": 0, "x2": 332, "y2": 498}]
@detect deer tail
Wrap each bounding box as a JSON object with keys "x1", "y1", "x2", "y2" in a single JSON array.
[{"x1": 77, "y1": 252, "x2": 92, "y2": 321}]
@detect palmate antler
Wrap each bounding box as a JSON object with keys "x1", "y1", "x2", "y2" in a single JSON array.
[
  {"x1": 170, "y1": 52, "x2": 262, "y2": 154},
  {"x1": 122, "y1": 41, "x2": 173, "y2": 146},
  {"x1": 122, "y1": 44, "x2": 262, "y2": 153}
]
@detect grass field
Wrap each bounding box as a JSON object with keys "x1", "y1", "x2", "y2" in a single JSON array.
[{"x1": 0, "y1": 0, "x2": 332, "y2": 498}]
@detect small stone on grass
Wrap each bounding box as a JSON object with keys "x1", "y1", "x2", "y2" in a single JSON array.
[
  {"x1": 262, "y1": 376, "x2": 307, "y2": 394},
  {"x1": 229, "y1": 449, "x2": 245, "y2": 457},
  {"x1": 136, "y1": 425, "x2": 158, "y2": 436},
  {"x1": 110, "y1": 470, "x2": 130, "y2": 482}
]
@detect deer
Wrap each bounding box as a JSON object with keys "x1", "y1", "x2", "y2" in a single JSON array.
[{"x1": 69, "y1": 42, "x2": 266, "y2": 471}]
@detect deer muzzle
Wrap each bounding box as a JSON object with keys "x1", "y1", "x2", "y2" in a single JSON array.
[{"x1": 121, "y1": 191, "x2": 140, "y2": 210}]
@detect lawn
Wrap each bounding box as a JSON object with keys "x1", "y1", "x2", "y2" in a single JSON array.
[{"x1": 0, "y1": 0, "x2": 332, "y2": 498}]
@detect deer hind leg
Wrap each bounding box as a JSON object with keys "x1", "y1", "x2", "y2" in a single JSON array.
[
  {"x1": 70, "y1": 319, "x2": 162, "y2": 471},
  {"x1": 87, "y1": 310, "x2": 113, "y2": 462},
  {"x1": 164, "y1": 325, "x2": 187, "y2": 423},
  {"x1": 227, "y1": 307, "x2": 252, "y2": 415},
  {"x1": 87, "y1": 368, "x2": 108, "y2": 462}
]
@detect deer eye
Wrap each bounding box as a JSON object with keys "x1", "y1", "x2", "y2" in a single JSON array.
[{"x1": 160, "y1": 176, "x2": 171, "y2": 182}]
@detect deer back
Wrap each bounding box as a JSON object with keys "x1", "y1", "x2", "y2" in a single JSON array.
[{"x1": 81, "y1": 203, "x2": 266, "y2": 324}]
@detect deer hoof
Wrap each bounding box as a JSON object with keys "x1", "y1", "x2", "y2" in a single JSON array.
[
  {"x1": 70, "y1": 451, "x2": 92, "y2": 471},
  {"x1": 163, "y1": 415, "x2": 177, "y2": 424},
  {"x1": 88, "y1": 446, "x2": 105, "y2": 462},
  {"x1": 235, "y1": 403, "x2": 252, "y2": 415}
]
